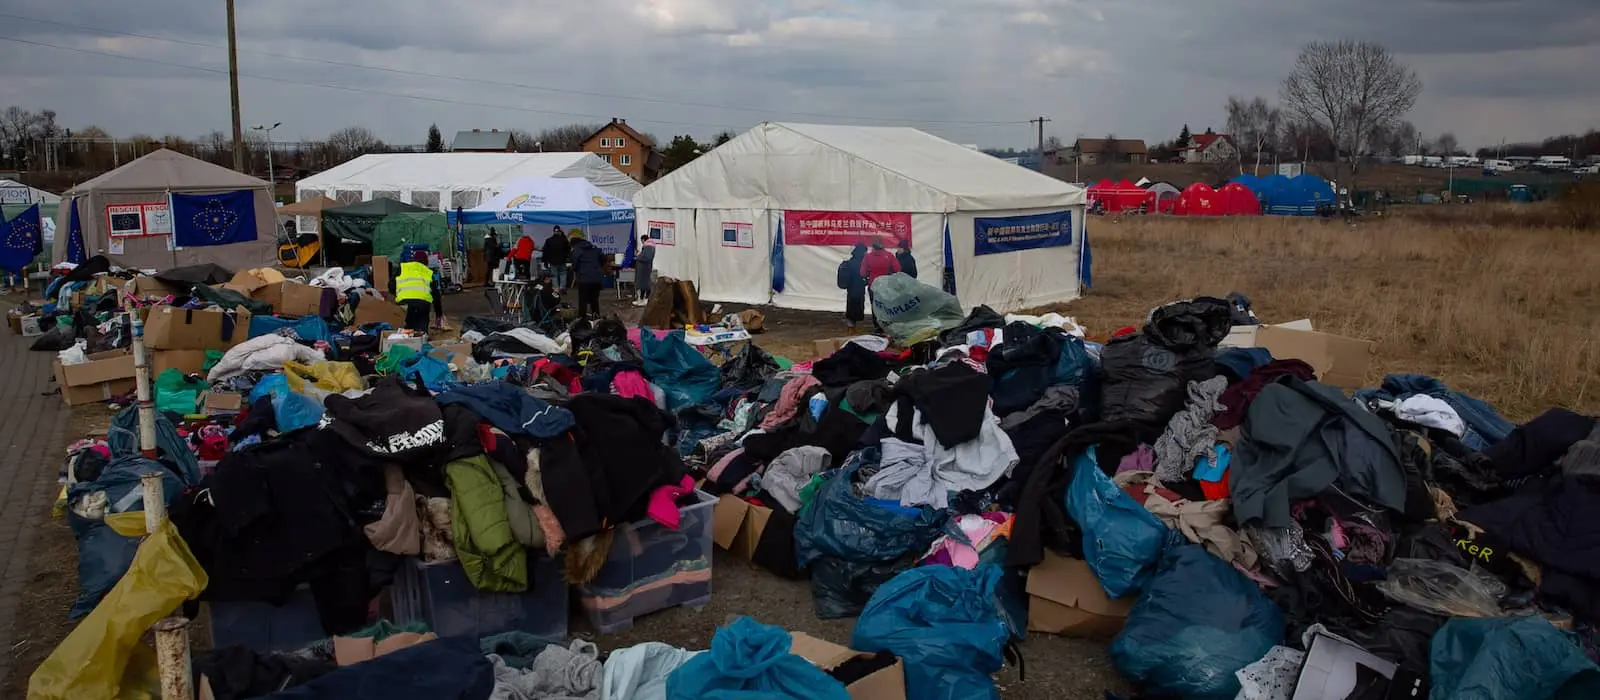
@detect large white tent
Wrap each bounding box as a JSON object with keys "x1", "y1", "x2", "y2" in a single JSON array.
[
  {"x1": 294, "y1": 153, "x2": 641, "y2": 233},
  {"x1": 634, "y1": 122, "x2": 1088, "y2": 313}
]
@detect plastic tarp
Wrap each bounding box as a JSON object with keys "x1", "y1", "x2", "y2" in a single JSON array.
[
  {"x1": 641, "y1": 330, "x2": 720, "y2": 410},
  {"x1": 868, "y1": 273, "x2": 965, "y2": 346},
  {"x1": 1428, "y1": 616, "x2": 1600, "y2": 700},
  {"x1": 851, "y1": 565, "x2": 1010, "y2": 700},
  {"x1": 1110, "y1": 543, "x2": 1284, "y2": 699},
  {"x1": 30, "y1": 515, "x2": 208, "y2": 700},
  {"x1": 320, "y1": 198, "x2": 435, "y2": 244},
  {"x1": 664, "y1": 617, "x2": 850, "y2": 700}
]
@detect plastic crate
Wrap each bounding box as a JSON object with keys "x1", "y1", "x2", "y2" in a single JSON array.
[
  {"x1": 209, "y1": 586, "x2": 326, "y2": 652},
  {"x1": 577, "y1": 489, "x2": 715, "y2": 634},
  {"x1": 392, "y1": 555, "x2": 567, "y2": 642}
]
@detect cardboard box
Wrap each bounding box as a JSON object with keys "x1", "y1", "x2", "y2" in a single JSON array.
[
  {"x1": 20, "y1": 314, "x2": 45, "y2": 337},
  {"x1": 53, "y1": 349, "x2": 138, "y2": 407},
  {"x1": 713, "y1": 494, "x2": 779, "y2": 561},
  {"x1": 220, "y1": 269, "x2": 273, "y2": 297},
  {"x1": 353, "y1": 297, "x2": 407, "y2": 328},
  {"x1": 427, "y1": 341, "x2": 473, "y2": 367},
  {"x1": 1025, "y1": 553, "x2": 1134, "y2": 639},
  {"x1": 372, "y1": 256, "x2": 391, "y2": 292},
  {"x1": 144, "y1": 305, "x2": 252, "y2": 351},
  {"x1": 1219, "y1": 320, "x2": 1373, "y2": 390},
  {"x1": 381, "y1": 332, "x2": 426, "y2": 354},
  {"x1": 6, "y1": 311, "x2": 20, "y2": 335},
  {"x1": 131, "y1": 275, "x2": 182, "y2": 297},
  {"x1": 789, "y1": 633, "x2": 906, "y2": 700},
  {"x1": 153, "y1": 349, "x2": 210, "y2": 376},
  {"x1": 206, "y1": 392, "x2": 243, "y2": 413},
  {"x1": 260, "y1": 282, "x2": 327, "y2": 317}
]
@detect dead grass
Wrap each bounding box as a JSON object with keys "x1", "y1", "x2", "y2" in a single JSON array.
[{"x1": 1047, "y1": 213, "x2": 1600, "y2": 420}]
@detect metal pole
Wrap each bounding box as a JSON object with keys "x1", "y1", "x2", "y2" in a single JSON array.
[
  {"x1": 140, "y1": 471, "x2": 167, "y2": 534},
  {"x1": 153, "y1": 617, "x2": 194, "y2": 700},
  {"x1": 129, "y1": 309, "x2": 158, "y2": 458}
]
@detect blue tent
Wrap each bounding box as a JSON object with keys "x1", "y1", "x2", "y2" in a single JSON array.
[
  {"x1": 1261, "y1": 174, "x2": 1335, "y2": 216},
  {"x1": 448, "y1": 177, "x2": 636, "y2": 259}
]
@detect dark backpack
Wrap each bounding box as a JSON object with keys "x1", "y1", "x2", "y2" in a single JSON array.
[{"x1": 836, "y1": 259, "x2": 854, "y2": 289}]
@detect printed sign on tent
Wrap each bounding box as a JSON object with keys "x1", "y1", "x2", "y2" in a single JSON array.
[
  {"x1": 0, "y1": 186, "x2": 32, "y2": 205},
  {"x1": 106, "y1": 202, "x2": 173, "y2": 238},
  {"x1": 142, "y1": 203, "x2": 173, "y2": 235},
  {"x1": 721, "y1": 221, "x2": 754, "y2": 249},
  {"x1": 783, "y1": 211, "x2": 911, "y2": 248},
  {"x1": 973, "y1": 210, "x2": 1072, "y2": 256},
  {"x1": 647, "y1": 220, "x2": 676, "y2": 246}
]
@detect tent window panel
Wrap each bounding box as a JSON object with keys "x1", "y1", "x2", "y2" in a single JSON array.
[
  {"x1": 298, "y1": 215, "x2": 318, "y2": 234},
  {"x1": 335, "y1": 190, "x2": 363, "y2": 204},
  {"x1": 372, "y1": 190, "x2": 401, "y2": 201},
  {"x1": 297, "y1": 189, "x2": 320, "y2": 203},
  {"x1": 410, "y1": 191, "x2": 440, "y2": 209},
  {"x1": 451, "y1": 190, "x2": 481, "y2": 209}
]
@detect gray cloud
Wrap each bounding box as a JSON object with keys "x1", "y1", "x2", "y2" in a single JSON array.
[{"x1": 0, "y1": 0, "x2": 1596, "y2": 152}]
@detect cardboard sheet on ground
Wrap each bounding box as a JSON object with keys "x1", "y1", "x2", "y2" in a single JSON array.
[
  {"x1": 29, "y1": 515, "x2": 208, "y2": 700},
  {"x1": 1220, "y1": 319, "x2": 1374, "y2": 390}
]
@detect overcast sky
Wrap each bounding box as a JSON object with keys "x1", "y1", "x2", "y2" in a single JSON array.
[{"x1": 1, "y1": 0, "x2": 1595, "y2": 151}]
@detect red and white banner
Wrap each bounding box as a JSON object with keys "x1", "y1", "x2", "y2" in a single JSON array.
[
  {"x1": 106, "y1": 202, "x2": 172, "y2": 238},
  {"x1": 783, "y1": 210, "x2": 911, "y2": 248}
]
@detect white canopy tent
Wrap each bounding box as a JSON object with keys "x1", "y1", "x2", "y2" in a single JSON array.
[
  {"x1": 634, "y1": 122, "x2": 1088, "y2": 313},
  {"x1": 294, "y1": 152, "x2": 641, "y2": 233}
]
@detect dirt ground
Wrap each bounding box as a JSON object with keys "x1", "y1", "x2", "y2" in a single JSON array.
[{"x1": 11, "y1": 210, "x2": 1596, "y2": 697}]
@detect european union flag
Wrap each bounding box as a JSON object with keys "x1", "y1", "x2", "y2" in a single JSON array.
[
  {"x1": 65, "y1": 199, "x2": 86, "y2": 264},
  {"x1": 0, "y1": 202, "x2": 43, "y2": 274},
  {"x1": 172, "y1": 190, "x2": 256, "y2": 247}
]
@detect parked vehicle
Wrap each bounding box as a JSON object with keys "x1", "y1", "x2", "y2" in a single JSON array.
[{"x1": 1483, "y1": 159, "x2": 1516, "y2": 173}]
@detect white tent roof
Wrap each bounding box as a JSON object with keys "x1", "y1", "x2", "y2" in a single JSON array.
[
  {"x1": 0, "y1": 179, "x2": 61, "y2": 205},
  {"x1": 296, "y1": 152, "x2": 641, "y2": 201},
  {"x1": 634, "y1": 122, "x2": 1085, "y2": 213}
]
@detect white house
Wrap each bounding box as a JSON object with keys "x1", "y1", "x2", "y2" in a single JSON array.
[{"x1": 1183, "y1": 133, "x2": 1239, "y2": 164}]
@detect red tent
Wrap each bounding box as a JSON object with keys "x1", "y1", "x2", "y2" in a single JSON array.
[
  {"x1": 1217, "y1": 183, "x2": 1263, "y2": 215},
  {"x1": 1175, "y1": 183, "x2": 1220, "y2": 216}
]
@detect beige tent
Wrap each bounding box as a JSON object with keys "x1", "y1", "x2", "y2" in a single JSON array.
[
  {"x1": 52, "y1": 149, "x2": 276, "y2": 271},
  {"x1": 276, "y1": 195, "x2": 338, "y2": 218}
]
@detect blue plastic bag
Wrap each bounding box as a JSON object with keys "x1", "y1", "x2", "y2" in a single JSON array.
[
  {"x1": 399, "y1": 350, "x2": 452, "y2": 390},
  {"x1": 1065, "y1": 446, "x2": 1169, "y2": 598},
  {"x1": 1428, "y1": 616, "x2": 1600, "y2": 700},
  {"x1": 248, "y1": 374, "x2": 324, "y2": 432},
  {"x1": 665, "y1": 617, "x2": 850, "y2": 700},
  {"x1": 65, "y1": 456, "x2": 186, "y2": 618},
  {"x1": 641, "y1": 330, "x2": 720, "y2": 410},
  {"x1": 1111, "y1": 543, "x2": 1284, "y2": 700},
  {"x1": 851, "y1": 565, "x2": 1010, "y2": 700}
]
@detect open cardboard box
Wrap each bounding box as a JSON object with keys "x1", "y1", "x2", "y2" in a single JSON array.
[
  {"x1": 144, "y1": 305, "x2": 252, "y2": 351},
  {"x1": 1025, "y1": 553, "x2": 1135, "y2": 639},
  {"x1": 1220, "y1": 319, "x2": 1374, "y2": 390},
  {"x1": 789, "y1": 632, "x2": 906, "y2": 700},
  {"x1": 713, "y1": 494, "x2": 774, "y2": 561},
  {"x1": 153, "y1": 349, "x2": 211, "y2": 376},
  {"x1": 353, "y1": 296, "x2": 407, "y2": 328},
  {"x1": 53, "y1": 349, "x2": 137, "y2": 406}
]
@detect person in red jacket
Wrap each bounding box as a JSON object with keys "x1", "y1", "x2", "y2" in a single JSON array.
[
  {"x1": 510, "y1": 233, "x2": 535, "y2": 280},
  {"x1": 859, "y1": 240, "x2": 902, "y2": 289}
]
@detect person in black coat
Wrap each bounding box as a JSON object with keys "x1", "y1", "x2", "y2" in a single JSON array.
[
  {"x1": 895, "y1": 243, "x2": 918, "y2": 279},
  {"x1": 838, "y1": 243, "x2": 868, "y2": 333},
  {"x1": 541, "y1": 225, "x2": 572, "y2": 290},
  {"x1": 569, "y1": 233, "x2": 605, "y2": 318}
]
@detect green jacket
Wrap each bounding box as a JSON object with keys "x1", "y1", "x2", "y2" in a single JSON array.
[{"x1": 446, "y1": 455, "x2": 527, "y2": 592}]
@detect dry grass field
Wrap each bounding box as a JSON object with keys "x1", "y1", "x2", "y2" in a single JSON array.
[{"x1": 1053, "y1": 209, "x2": 1600, "y2": 421}]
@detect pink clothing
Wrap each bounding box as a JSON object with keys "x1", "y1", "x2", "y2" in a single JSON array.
[
  {"x1": 646, "y1": 475, "x2": 698, "y2": 529},
  {"x1": 612, "y1": 370, "x2": 655, "y2": 401},
  {"x1": 759, "y1": 375, "x2": 822, "y2": 430}
]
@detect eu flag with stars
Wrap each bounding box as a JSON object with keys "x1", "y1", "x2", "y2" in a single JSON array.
[
  {"x1": 0, "y1": 203, "x2": 43, "y2": 274},
  {"x1": 172, "y1": 190, "x2": 257, "y2": 247}
]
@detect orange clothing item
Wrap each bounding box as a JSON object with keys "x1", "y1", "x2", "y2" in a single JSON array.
[{"x1": 512, "y1": 237, "x2": 535, "y2": 261}]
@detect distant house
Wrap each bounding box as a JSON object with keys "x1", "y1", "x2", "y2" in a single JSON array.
[
  {"x1": 1183, "y1": 133, "x2": 1238, "y2": 164},
  {"x1": 452, "y1": 129, "x2": 517, "y2": 153},
  {"x1": 581, "y1": 118, "x2": 662, "y2": 184},
  {"x1": 1072, "y1": 138, "x2": 1149, "y2": 165}
]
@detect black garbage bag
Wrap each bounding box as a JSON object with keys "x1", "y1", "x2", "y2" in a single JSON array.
[
  {"x1": 30, "y1": 323, "x2": 77, "y2": 352},
  {"x1": 720, "y1": 344, "x2": 780, "y2": 390},
  {"x1": 460, "y1": 315, "x2": 514, "y2": 337},
  {"x1": 155, "y1": 263, "x2": 234, "y2": 288},
  {"x1": 191, "y1": 284, "x2": 272, "y2": 315},
  {"x1": 1098, "y1": 297, "x2": 1232, "y2": 437},
  {"x1": 807, "y1": 555, "x2": 919, "y2": 620}
]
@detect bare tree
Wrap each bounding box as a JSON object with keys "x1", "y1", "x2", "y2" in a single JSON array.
[
  {"x1": 1280, "y1": 40, "x2": 1422, "y2": 187},
  {"x1": 1225, "y1": 96, "x2": 1283, "y2": 174},
  {"x1": 1100, "y1": 133, "x2": 1122, "y2": 165},
  {"x1": 507, "y1": 129, "x2": 536, "y2": 152},
  {"x1": 533, "y1": 123, "x2": 603, "y2": 152},
  {"x1": 326, "y1": 126, "x2": 383, "y2": 163}
]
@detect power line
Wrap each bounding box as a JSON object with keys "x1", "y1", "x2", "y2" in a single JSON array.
[
  {"x1": 0, "y1": 34, "x2": 746, "y2": 131},
  {"x1": 0, "y1": 11, "x2": 1029, "y2": 129}
]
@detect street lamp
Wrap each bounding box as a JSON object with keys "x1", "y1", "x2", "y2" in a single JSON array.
[{"x1": 251, "y1": 122, "x2": 282, "y2": 195}]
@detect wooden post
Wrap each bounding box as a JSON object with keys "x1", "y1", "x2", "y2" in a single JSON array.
[{"x1": 153, "y1": 617, "x2": 193, "y2": 700}]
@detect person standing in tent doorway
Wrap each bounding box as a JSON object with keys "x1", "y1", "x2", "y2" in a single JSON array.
[
  {"x1": 542, "y1": 224, "x2": 572, "y2": 291},
  {"x1": 569, "y1": 229, "x2": 605, "y2": 318},
  {"x1": 511, "y1": 230, "x2": 535, "y2": 280},
  {"x1": 394, "y1": 250, "x2": 443, "y2": 332},
  {"x1": 895, "y1": 241, "x2": 917, "y2": 279},
  {"x1": 838, "y1": 243, "x2": 868, "y2": 333},
  {"x1": 861, "y1": 239, "x2": 901, "y2": 290},
  {"x1": 632, "y1": 233, "x2": 656, "y2": 307},
  {"x1": 484, "y1": 227, "x2": 504, "y2": 280}
]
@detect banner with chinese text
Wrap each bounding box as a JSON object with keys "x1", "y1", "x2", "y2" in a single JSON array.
[
  {"x1": 972, "y1": 210, "x2": 1072, "y2": 256},
  {"x1": 783, "y1": 210, "x2": 912, "y2": 248}
]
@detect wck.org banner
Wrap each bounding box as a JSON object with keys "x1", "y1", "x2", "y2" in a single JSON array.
[{"x1": 972, "y1": 210, "x2": 1072, "y2": 256}]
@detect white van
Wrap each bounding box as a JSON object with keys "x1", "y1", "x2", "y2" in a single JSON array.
[
  {"x1": 1483, "y1": 159, "x2": 1516, "y2": 172},
  {"x1": 1537, "y1": 156, "x2": 1572, "y2": 169}
]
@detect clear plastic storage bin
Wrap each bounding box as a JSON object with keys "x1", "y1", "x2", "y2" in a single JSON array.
[
  {"x1": 208, "y1": 586, "x2": 326, "y2": 652},
  {"x1": 576, "y1": 489, "x2": 715, "y2": 634},
  {"x1": 392, "y1": 554, "x2": 567, "y2": 641}
]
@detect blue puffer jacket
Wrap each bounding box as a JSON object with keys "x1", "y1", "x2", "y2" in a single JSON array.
[{"x1": 1355, "y1": 373, "x2": 1514, "y2": 450}]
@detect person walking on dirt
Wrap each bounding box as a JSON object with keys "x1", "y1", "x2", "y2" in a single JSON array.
[{"x1": 838, "y1": 244, "x2": 868, "y2": 333}]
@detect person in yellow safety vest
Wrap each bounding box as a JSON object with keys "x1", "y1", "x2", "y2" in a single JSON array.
[{"x1": 393, "y1": 250, "x2": 443, "y2": 332}]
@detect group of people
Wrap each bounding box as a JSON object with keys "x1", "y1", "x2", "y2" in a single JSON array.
[
  {"x1": 838, "y1": 240, "x2": 916, "y2": 333},
  {"x1": 483, "y1": 226, "x2": 658, "y2": 319}
]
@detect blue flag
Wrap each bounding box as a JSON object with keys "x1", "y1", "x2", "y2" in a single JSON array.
[
  {"x1": 769, "y1": 220, "x2": 785, "y2": 294},
  {"x1": 0, "y1": 202, "x2": 43, "y2": 274},
  {"x1": 172, "y1": 190, "x2": 257, "y2": 247},
  {"x1": 65, "y1": 199, "x2": 86, "y2": 264}
]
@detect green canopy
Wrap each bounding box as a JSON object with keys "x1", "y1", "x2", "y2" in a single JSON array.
[
  {"x1": 372, "y1": 212, "x2": 449, "y2": 259},
  {"x1": 321, "y1": 198, "x2": 435, "y2": 243}
]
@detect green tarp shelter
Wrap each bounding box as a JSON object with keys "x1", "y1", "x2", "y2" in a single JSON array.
[{"x1": 320, "y1": 198, "x2": 435, "y2": 243}]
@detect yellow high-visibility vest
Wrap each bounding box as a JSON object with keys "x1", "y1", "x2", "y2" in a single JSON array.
[{"x1": 395, "y1": 261, "x2": 434, "y2": 303}]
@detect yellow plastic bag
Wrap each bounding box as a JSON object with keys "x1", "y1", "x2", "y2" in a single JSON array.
[
  {"x1": 28, "y1": 514, "x2": 208, "y2": 700},
  {"x1": 283, "y1": 360, "x2": 364, "y2": 394}
]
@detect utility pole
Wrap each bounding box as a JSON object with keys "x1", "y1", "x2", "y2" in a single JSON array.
[
  {"x1": 227, "y1": 0, "x2": 245, "y2": 172},
  {"x1": 1029, "y1": 116, "x2": 1052, "y2": 166}
]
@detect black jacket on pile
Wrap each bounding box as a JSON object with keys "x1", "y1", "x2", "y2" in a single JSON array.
[
  {"x1": 540, "y1": 394, "x2": 686, "y2": 540},
  {"x1": 893, "y1": 362, "x2": 991, "y2": 447},
  {"x1": 321, "y1": 376, "x2": 448, "y2": 462},
  {"x1": 171, "y1": 433, "x2": 369, "y2": 637},
  {"x1": 1459, "y1": 475, "x2": 1600, "y2": 624},
  {"x1": 987, "y1": 321, "x2": 1067, "y2": 417}
]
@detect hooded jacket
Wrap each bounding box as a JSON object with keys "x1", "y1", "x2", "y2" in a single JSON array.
[
  {"x1": 321, "y1": 376, "x2": 448, "y2": 463},
  {"x1": 541, "y1": 232, "x2": 571, "y2": 266},
  {"x1": 446, "y1": 455, "x2": 528, "y2": 592},
  {"x1": 570, "y1": 238, "x2": 605, "y2": 285},
  {"x1": 537, "y1": 394, "x2": 686, "y2": 541},
  {"x1": 435, "y1": 381, "x2": 576, "y2": 440}
]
